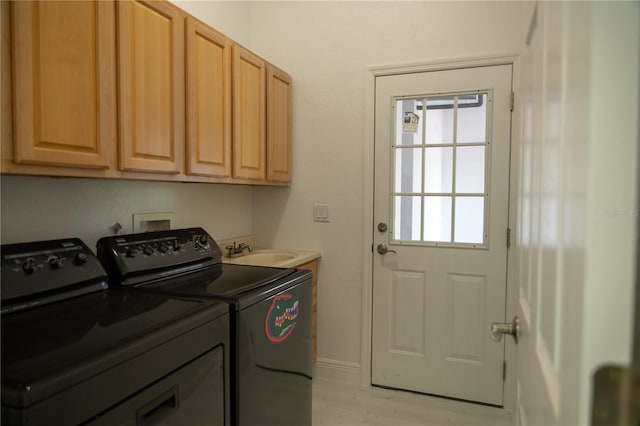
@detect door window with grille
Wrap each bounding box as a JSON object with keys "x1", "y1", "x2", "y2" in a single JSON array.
[{"x1": 391, "y1": 92, "x2": 491, "y2": 247}]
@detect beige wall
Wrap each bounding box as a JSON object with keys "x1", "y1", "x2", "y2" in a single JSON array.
[{"x1": 0, "y1": 176, "x2": 254, "y2": 250}]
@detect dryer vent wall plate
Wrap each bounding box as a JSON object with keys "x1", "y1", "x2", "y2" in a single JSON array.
[{"x1": 133, "y1": 213, "x2": 175, "y2": 232}]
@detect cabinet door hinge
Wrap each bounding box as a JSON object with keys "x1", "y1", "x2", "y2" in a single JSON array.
[
  {"x1": 503, "y1": 361, "x2": 507, "y2": 381},
  {"x1": 510, "y1": 91, "x2": 515, "y2": 111},
  {"x1": 506, "y1": 227, "x2": 511, "y2": 249}
]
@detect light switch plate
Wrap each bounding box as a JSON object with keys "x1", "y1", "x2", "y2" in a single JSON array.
[{"x1": 313, "y1": 204, "x2": 330, "y2": 222}]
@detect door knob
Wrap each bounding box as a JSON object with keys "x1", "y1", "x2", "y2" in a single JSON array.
[
  {"x1": 377, "y1": 243, "x2": 397, "y2": 255},
  {"x1": 377, "y1": 222, "x2": 388, "y2": 232},
  {"x1": 490, "y1": 316, "x2": 519, "y2": 344}
]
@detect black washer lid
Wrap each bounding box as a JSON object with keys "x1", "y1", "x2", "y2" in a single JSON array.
[
  {"x1": 140, "y1": 264, "x2": 312, "y2": 310},
  {"x1": 1, "y1": 289, "x2": 227, "y2": 407},
  {"x1": 145, "y1": 264, "x2": 297, "y2": 297}
]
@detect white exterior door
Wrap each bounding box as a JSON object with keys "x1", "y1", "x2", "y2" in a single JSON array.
[{"x1": 372, "y1": 65, "x2": 513, "y2": 405}]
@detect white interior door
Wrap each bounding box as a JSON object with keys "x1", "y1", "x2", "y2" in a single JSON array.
[
  {"x1": 372, "y1": 65, "x2": 513, "y2": 405},
  {"x1": 514, "y1": 2, "x2": 640, "y2": 424},
  {"x1": 514, "y1": 3, "x2": 566, "y2": 422}
]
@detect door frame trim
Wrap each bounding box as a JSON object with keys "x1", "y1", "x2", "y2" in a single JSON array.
[{"x1": 361, "y1": 53, "x2": 520, "y2": 412}]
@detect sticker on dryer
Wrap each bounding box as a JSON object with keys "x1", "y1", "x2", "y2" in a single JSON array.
[{"x1": 265, "y1": 293, "x2": 299, "y2": 343}]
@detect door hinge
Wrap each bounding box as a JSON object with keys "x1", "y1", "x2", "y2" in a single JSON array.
[
  {"x1": 510, "y1": 91, "x2": 515, "y2": 111},
  {"x1": 592, "y1": 365, "x2": 640, "y2": 425},
  {"x1": 503, "y1": 361, "x2": 507, "y2": 381},
  {"x1": 506, "y1": 227, "x2": 511, "y2": 249}
]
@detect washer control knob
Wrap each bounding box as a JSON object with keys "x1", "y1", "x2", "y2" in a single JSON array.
[
  {"x1": 125, "y1": 247, "x2": 135, "y2": 258},
  {"x1": 23, "y1": 258, "x2": 36, "y2": 274},
  {"x1": 75, "y1": 252, "x2": 89, "y2": 264},
  {"x1": 49, "y1": 256, "x2": 63, "y2": 269},
  {"x1": 173, "y1": 240, "x2": 181, "y2": 251},
  {"x1": 158, "y1": 244, "x2": 169, "y2": 254},
  {"x1": 143, "y1": 246, "x2": 154, "y2": 256},
  {"x1": 196, "y1": 235, "x2": 209, "y2": 249}
]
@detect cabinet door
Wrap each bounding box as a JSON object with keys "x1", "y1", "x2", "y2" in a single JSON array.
[
  {"x1": 186, "y1": 17, "x2": 232, "y2": 178},
  {"x1": 11, "y1": 1, "x2": 116, "y2": 169},
  {"x1": 118, "y1": 0, "x2": 184, "y2": 174},
  {"x1": 266, "y1": 65, "x2": 292, "y2": 183},
  {"x1": 232, "y1": 45, "x2": 266, "y2": 180}
]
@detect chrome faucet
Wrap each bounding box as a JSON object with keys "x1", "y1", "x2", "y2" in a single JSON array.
[{"x1": 225, "y1": 242, "x2": 253, "y2": 258}]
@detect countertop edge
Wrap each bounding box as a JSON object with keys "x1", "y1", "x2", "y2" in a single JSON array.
[{"x1": 222, "y1": 248, "x2": 321, "y2": 269}]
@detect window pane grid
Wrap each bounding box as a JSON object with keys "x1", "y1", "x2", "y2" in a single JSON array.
[
  {"x1": 395, "y1": 192, "x2": 487, "y2": 197},
  {"x1": 412, "y1": 142, "x2": 486, "y2": 148},
  {"x1": 392, "y1": 92, "x2": 490, "y2": 248}
]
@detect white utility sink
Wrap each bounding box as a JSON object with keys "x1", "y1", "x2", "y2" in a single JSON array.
[{"x1": 222, "y1": 248, "x2": 320, "y2": 268}]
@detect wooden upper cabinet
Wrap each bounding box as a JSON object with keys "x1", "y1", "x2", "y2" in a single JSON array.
[
  {"x1": 7, "y1": 0, "x2": 292, "y2": 185},
  {"x1": 186, "y1": 17, "x2": 232, "y2": 178},
  {"x1": 232, "y1": 45, "x2": 266, "y2": 180},
  {"x1": 117, "y1": 0, "x2": 184, "y2": 174},
  {"x1": 266, "y1": 65, "x2": 292, "y2": 183},
  {"x1": 11, "y1": 1, "x2": 116, "y2": 169}
]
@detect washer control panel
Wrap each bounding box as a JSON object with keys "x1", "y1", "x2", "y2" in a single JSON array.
[
  {"x1": 97, "y1": 227, "x2": 222, "y2": 286},
  {"x1": 1, "y1": 238, "x2": 108, "y2": 314}
]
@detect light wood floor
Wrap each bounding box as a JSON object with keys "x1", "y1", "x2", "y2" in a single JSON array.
[{"x1": 312, "y1": 377, "x2": 513, "y2": 426}]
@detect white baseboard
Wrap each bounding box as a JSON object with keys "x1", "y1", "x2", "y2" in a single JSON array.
[{"x1": 314, "y1": 357, "x2": 361, "y2": 385}]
